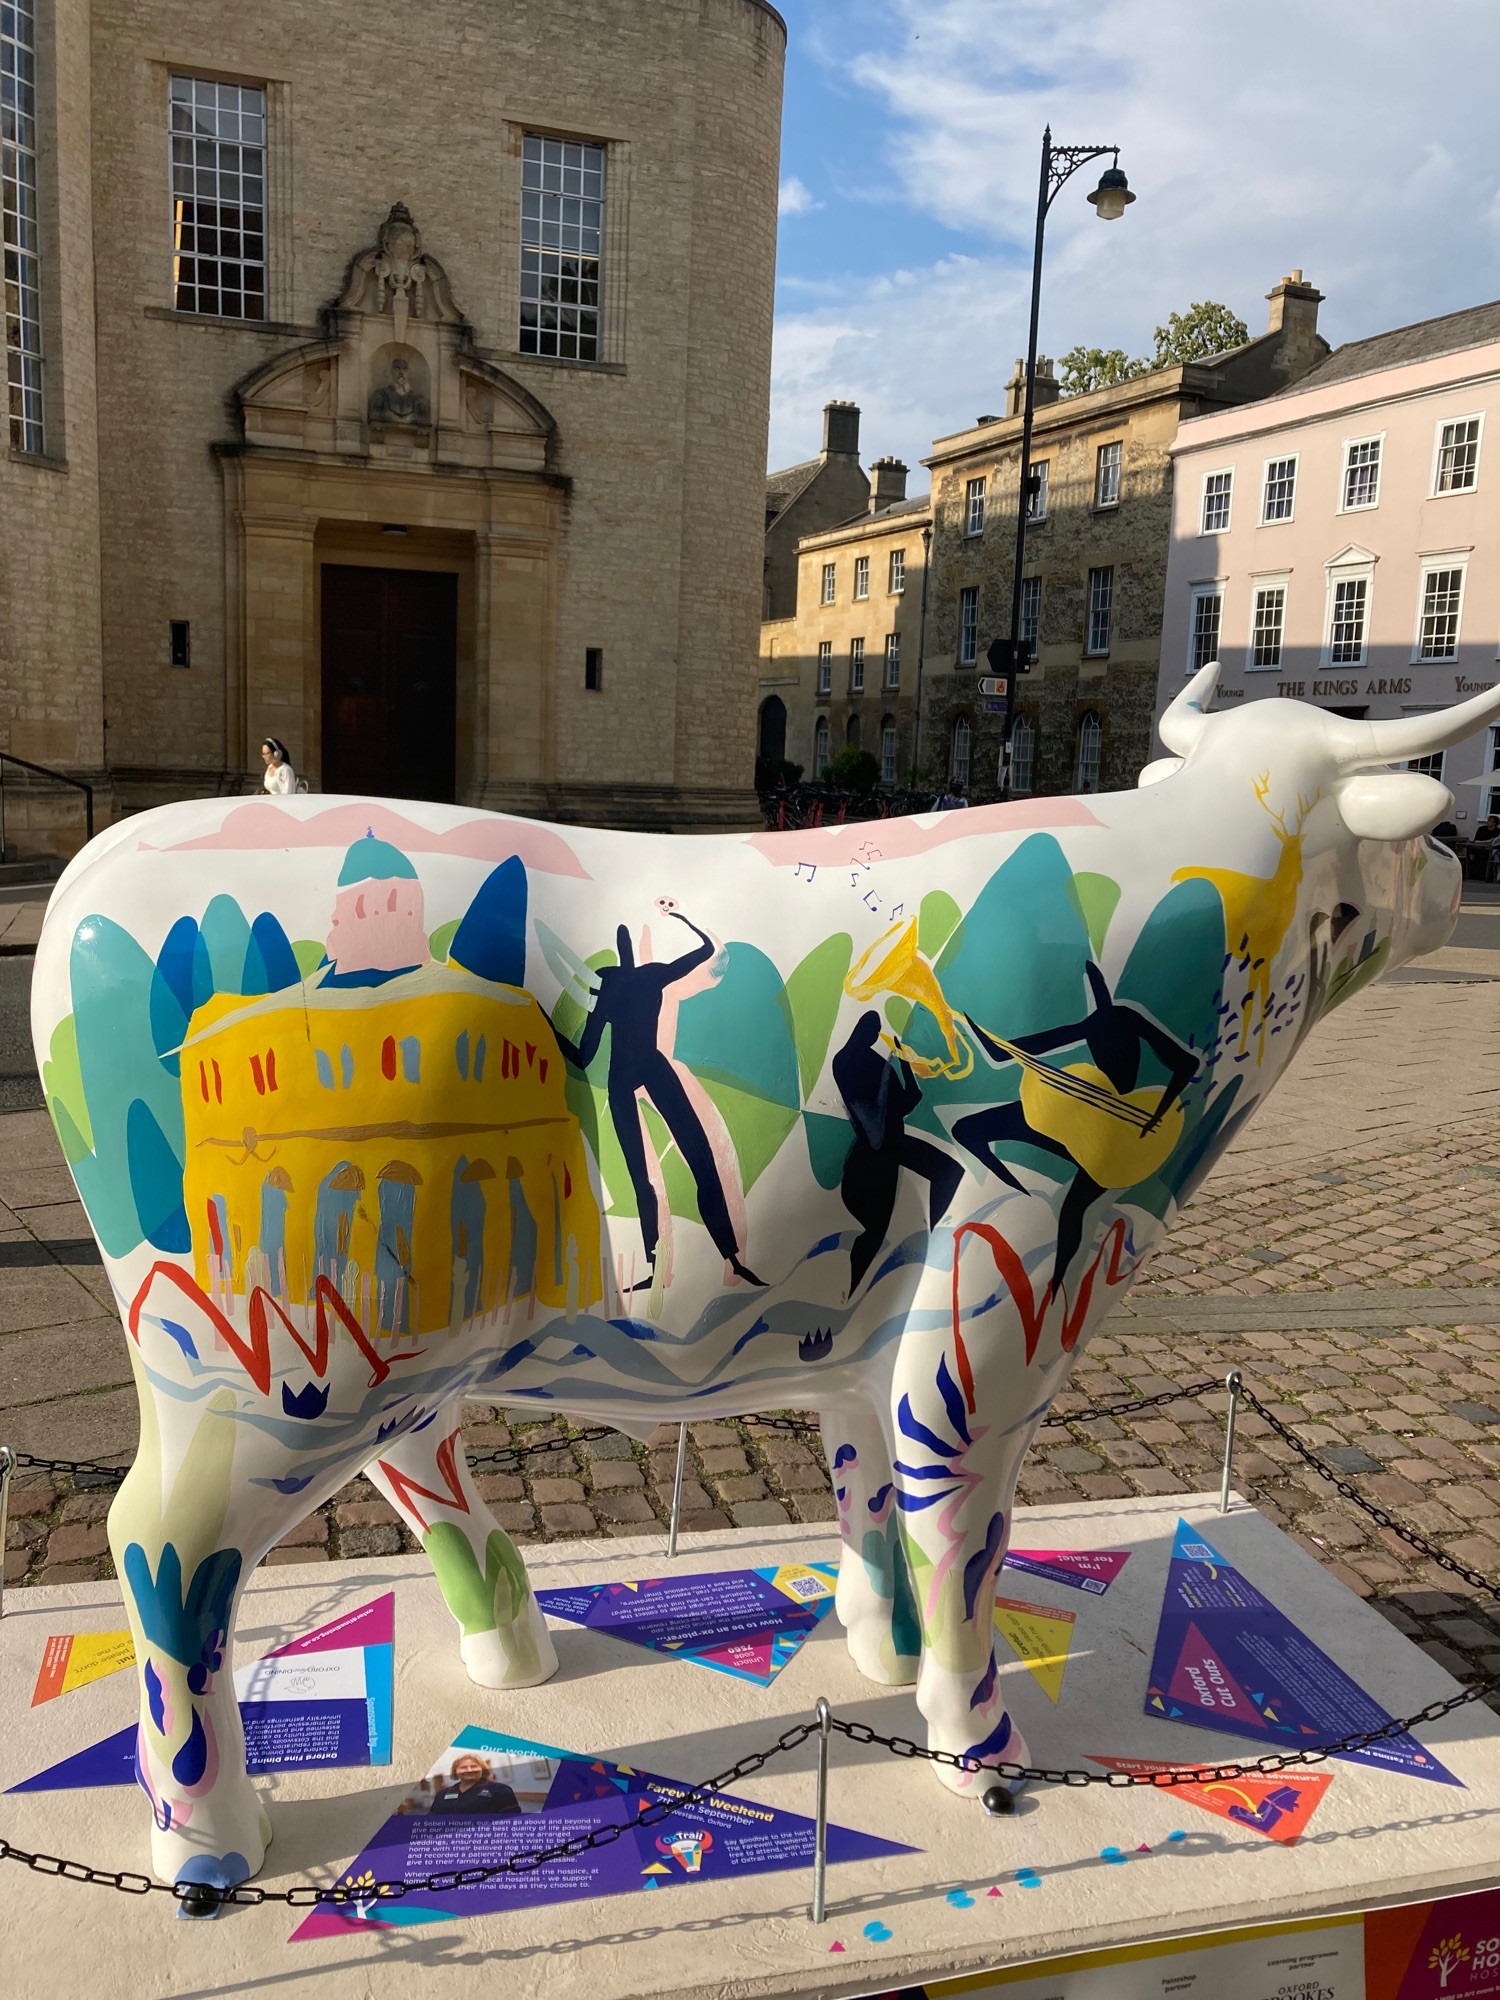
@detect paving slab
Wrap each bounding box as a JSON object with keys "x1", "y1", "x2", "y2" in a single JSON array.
[{"x1": 1, "y1": 1498, "x2": 1498, "y2": 2000}]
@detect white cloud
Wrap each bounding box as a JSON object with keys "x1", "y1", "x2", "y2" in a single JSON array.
[
  {"x1": 778, "y1": 175, "x2": 822, "y2": 217},
  {"x1": 771, "y1": 0, "x2": 1500, "y2": 473}
]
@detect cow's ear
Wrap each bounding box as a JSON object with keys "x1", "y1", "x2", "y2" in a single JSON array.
[
  {"x1": 1336, "y1": 771, "x2": 1453, "y2": 841},
  {"x1": 1137, "y1": 757, "x2": 1184, "y2": 788}
]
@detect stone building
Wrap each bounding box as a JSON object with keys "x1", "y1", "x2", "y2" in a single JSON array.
[
  {"x1": 762, "y1": 400, "x2": 870, "y2": 621},
  {"x1": 919, "y1": 274, "x2": 1328, "y2": 800},
  {"x1": 757, "y1": 457, "x2": 930, "y2": 782},
  {"x1": 0, "y1": 0, "x2": 786, "y2": 849}
]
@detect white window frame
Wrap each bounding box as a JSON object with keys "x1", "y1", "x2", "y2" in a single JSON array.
[
  {"x1": 951, "y1": 715, "x2": 971, "y2": 787},
  {"x1": 4, "y1": 0, "x2": 44, "y2": 451},
  {"x1": 1260, "y1": 453, "x2": 1298, "y2": 525},
  {"x1": 1009, "y1": 714, "x2": 1035, "y2": 795},
  {"x1": 1095, "y1": 440, "x2": 1122, "y2": 510},
  {"x1": 1027, "y1": 459, "x2": 1049, "y2": 521},
  {"x1": 1186, "y1": 581, "x2": 1224, "y2": 675},
  {"x1": 888, "y1": 547, "x2": 906, "y2": 594},
  {"x1": 1199, "y1": 468, "x2": 1234, "y2": 535},
  {"x1": 849, "y1": 637, "x2": 865, "y2": 693},
  {"x1": 853, "y1": 554, "x2": 870, "y2": 601},
  {"x1": 1246, "y1": 573, "x2": 1290, "y2": 672},
  {"x1": 1412, "y1": 559, "x2": 1467, "y2": 664},
  {"x1": 1430, "y1": 414, "x2": 1483, "y2": 497},
  {"x1": 1085, "y1": 566, "x2": 1113, "y2": 657},
  {"x1": 813, "y1": 715, "x2": 830, "y2": 778},
  {"x1": 820, "y1": 562, "x2": 836, "y2": 607},
  {"x1": 816, "y1": 641, "x2": 832, "y2": 695},
  {"x1": 1018, "y1": 574, "x2": 1041, "y2": 648},
  {"x1": 1075, "y1": 712, "x2": 1102, "y2": 793},
  {"x1": 1486, "y1": 723, "x2": 1500, "y2": 820},
  {"x1": 958, "y1": 586, "x2": 979, "y2": 666},
  {"x1": 880, "y1": 718, "x2": 898, "y2": 785},
  {"x1": 965, "y1": 477, "x2": 986, "y2": 537},
  {"x1": 1338, "y1": 434, "x2": 1384, "y2": 514},
  {"x1": 883, "y1": 632, "x2": 900, "y2": 690},
  {"x1": 1323, "y1": 554, "x2": 1375, "y2": 668},
  {"x1": 170, "y1": 75, "x2": 269, "y2": 323}
]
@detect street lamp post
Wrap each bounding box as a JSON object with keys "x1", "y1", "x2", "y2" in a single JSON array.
[{"x1": 996, "y1": 128, "x2": 1135, "y2": 785}]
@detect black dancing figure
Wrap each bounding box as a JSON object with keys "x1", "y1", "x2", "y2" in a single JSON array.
[
  {"x1": 555, "y1": 910, "x2": 764, "y2": 1288},
  {"x1": 952, "y1": 962, "x2": 1199, "y2": 1300},
  {"x1": 833, "y1": 1010, "x2": 964, "y2": 1296}
]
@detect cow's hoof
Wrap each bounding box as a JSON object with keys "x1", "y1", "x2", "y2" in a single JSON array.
[{"x1": 461, "y1": 1603, "x2": 559, "y2": 1689}]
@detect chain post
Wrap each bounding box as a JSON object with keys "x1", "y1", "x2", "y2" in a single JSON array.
[
  {"x1": 810, "y1": 1697, "x2": 832, "y2": 1924},
  {"x1": 1219, "y1": 1369, "x2": 1243, "y2": 1514},
  {"x1": 666, "y1": 1423, "x2": 689, "y2": 1561},
  {"x1": 0, "y1": 1446, "x2": 16, "y2": 1620}
]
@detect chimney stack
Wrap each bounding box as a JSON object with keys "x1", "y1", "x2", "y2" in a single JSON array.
[
  {"x1": 1265, "y1": 270, "x2": 1325, "y2": 379},
  {"x1": 822, "y1": 399, "x2": 861, "y2": 457},
  {"x1": 1003, "y1": 356, "x2": 1060, "y2": 419},
  {"x1": 868, "y1": 456, "x2": 908, "y2": 513}
]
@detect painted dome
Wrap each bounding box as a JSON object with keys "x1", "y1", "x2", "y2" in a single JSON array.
[{"x1": 338, "y1": 831, "x2": 419, "y2": 887}]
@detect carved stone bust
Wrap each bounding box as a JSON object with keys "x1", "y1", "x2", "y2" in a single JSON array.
[{"x1": 369, "y1": 355, "x2": 430, "y2": 429}]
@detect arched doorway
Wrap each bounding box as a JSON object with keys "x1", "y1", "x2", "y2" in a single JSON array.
[{"x1": 757, "y1": 694, "x2": 787, "y2": 764}]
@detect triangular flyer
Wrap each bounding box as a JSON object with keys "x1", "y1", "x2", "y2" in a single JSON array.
[
  {"x1": 289, "y1": 1723, "x2": 917, "y2": 1941},
  {"x1": 1145, "y1": 1521, "x2": 1460, "y2": 1786},
  {"x1": 993, "y1": 1595, "x2": 1076, "y2": 1702},
  {"x1": 31, "y1": 1631, "x2": 137, "y2": 1705},
  {"x1": 10, "y1": 1593, "x2": 395, "y2": 1791},
  {"x1": 1088, "y1": 1755, "x2": 1332, "y2": 1844},
  {"x1": 535, "y1": 1564, "x2": 838, "y2": 1686}
]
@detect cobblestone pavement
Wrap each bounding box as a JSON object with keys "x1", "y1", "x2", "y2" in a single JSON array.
[{"x1": 6, "y1": 969, "x2": 1500, "y2": 1720}]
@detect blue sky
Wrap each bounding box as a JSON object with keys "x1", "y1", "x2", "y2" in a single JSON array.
[{"x1": 768, "y1": 0, "x2": 1500, "y2": 482}]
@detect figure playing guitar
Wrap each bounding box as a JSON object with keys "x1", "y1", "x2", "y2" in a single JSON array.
[{"x1": 952, "y1": 962, "x2": 1199, "y2": 1301}]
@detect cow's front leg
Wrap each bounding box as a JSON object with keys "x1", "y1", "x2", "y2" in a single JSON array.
[
  {"x1": 887, "y1": 1362, "x2": 1031, "y2": 1800},
  {"x1": 365, "y1": 1398, "x2": 557, "y2": 1688},
  {"x1": 822, "y1": 1402, "x2": 919, "y2": 1686}
]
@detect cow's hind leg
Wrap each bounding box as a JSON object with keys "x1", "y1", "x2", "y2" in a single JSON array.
[
  {"x1": 365, "y1": 1397, "x2": 557, "y2": 1688},
  {"x1": 822, "y1": 1403, "x2": 920, "y2": 1686}
]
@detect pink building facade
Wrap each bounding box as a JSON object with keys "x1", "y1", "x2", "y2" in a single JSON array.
[{"x1": 1156, "y1": 301, "x2": 1500, "y2": 822}]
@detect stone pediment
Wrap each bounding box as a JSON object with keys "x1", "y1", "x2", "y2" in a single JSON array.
[{"x1": 231, "y1": 205, "x2": 555, "y2": 475}]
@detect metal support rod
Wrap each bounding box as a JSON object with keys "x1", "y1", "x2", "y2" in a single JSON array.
[
  {"x1": 0, "y1": 1446, "x2": 16, "y2": 1619},
  {"x1": 1219, "y1": 1369, "x2": 1243, "y2": 1514},
  {"x1": 666, "y1": 1422, "x2": 689, "y2": 1559},
  {"x1": 810, "y1": 1695, "x2": 832, "y2": 1923}
]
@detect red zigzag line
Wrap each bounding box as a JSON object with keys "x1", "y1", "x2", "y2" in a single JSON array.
[
  {"x1": 376, "y1": 1427, "x2": 471, "y2": 1533},
  {"x1": 951, "y1": 1217, "x2": 1139, "y2": 1378}
]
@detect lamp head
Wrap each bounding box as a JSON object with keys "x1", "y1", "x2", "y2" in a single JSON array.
[{"x1": 1087, "y1": 164, "x2": 1135, "y2": 222}]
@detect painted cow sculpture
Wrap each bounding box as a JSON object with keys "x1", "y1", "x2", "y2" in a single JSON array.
[{"x1": 31, "y1": 665, "x2": 1493, "y2": 1892}]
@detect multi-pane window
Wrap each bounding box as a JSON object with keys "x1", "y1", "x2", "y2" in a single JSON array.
[
  {"x1": 1262, "y1": 456, "x2": 1297, "y2": 522},
  {"x1": 1486, "y1": 724, "x2": 1500, "y2": 822},
  {"x1": 816, "y1": 641, "x2": 832, "y2": 695},
  {"x1": 1250, "y1": 584, "x2": 1285, "y2": 669},
  {"x1": 1403, "y1": 750, "x2": 1446, "y2": 781},
  {"x1": 169, "y1": 77, "x2": 266, "y2": 321},
  {"x1": 1019, "y1": 575, "x2": 1041, "y2": 648},
  {"x1": 1342, "y1": 438, "x2": 1381, "y2": 510},
  {"x1": 820, "y1": 562, "x2": 836, "y2": 606},
  {"x1": 884, "y1": 632, "x2": 900, "y2": 689},
  {"x1": 520, "y1": 133, "x2": 604, "y2": 362},
  {"x1": 853, "y1": 554, "x2": 869, "y2": 600},
  {"x1": 951, "y1": 716, "x2": 971, "y2": 788},
  {"x1": 1435, "y1": 418, "x2": 1481, "y2": 494},
  {"x1": 813, "y1": 716, "x2": 830, "y2": 777},
  {"x1": 849, "y1": 637, "x2": 865, "y2": 692},
  {"x1": 1201, "y1": 470, "x2": 1233, "y2": 533},
  {"x1": 1075, "y1": 713, "x2": 1102, "y2": 793},
  {"x1": 880, "y1": 719, "x2": 897, "y2": 785},
  {"x1": 965, "y1": 477, "x2": 986, "y2": 536},
  {"x1": 3, "y1": 0, "x2": 43, "y2": 450},
  {"x1": 1027, "y1": 459, "x2": 1049, "y2": 519},
  {"x1": 888, "y1": 548, "x2": 906, "y2": 594},
  {"x1": 1187, "y1": 585, "x2": 1223, "y2": 672},
  {"x1": 1009, "y1": 715, "x2": 1035, "y2": 795},
  {"x1": 846, "y1": 713, "x2": 862, "y2": 750},
  {"x1": 1417, "y1": 567, "x2": 1464, "y2": 660},
  {"x1": 1095, "y1": 441, "x2": 1122, "y2": 509},
  {"x1": 1329, "y1": 576, "x2": 1368, "y2": 663},
  {"x1": 1086, "y1": 567, "x2": 1113, "y2": 655},
  {"x1": 958, "y1": 586, "x2": 979, "y2": 665}
]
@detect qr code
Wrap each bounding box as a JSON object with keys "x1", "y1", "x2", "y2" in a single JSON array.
[
  {"x1": 1181, "y1": 1542, "x2": 1215, "y2": 1561},
  {"x1": 1082, "y1": 1579, "x2": 1106, "y2": 1594},
  {"x1": 785, "y1": 1574, "x2": 831, "y2": 1599}
]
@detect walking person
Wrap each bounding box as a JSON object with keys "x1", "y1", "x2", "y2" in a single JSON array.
[{"x1": 261, "y1": 736, "x2": 296, "y2": 795}]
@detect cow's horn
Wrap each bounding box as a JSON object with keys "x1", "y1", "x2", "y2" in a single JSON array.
[
  {"x1": 1334, "y1": 683, "x2": 1500, "y2": 770},
  {"x1": 1158, "y1": 660, "x2": 1220, "y2": 755}
]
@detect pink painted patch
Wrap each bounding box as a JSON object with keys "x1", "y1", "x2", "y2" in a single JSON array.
[
  {"x1": 693, "y1": 1637, "x2": 776, "y2": 1680},
  {"x1": 828, "y1": 1941, "x2": 845, "y2": 1952},
  {"x1": 160, "y1": 801, "x2": 590, "y2": 880},
  {"x1": 987, "y1": 1885, "x2": 1003, "y2": 1896},
  {"x1": 1165, "y1": 1621, "x2": 1266, "y2": 1728},
  {"x1": 268, "y1": 1592, "x2": 394, "y2": 1657},
  {"x1": 744, "y1": 795, "x2": 1104, "y2": 870}
]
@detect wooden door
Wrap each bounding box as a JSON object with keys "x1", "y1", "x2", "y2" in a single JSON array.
[{"x1": 321, "y1": 565, "x2": 458, "y2": 801}]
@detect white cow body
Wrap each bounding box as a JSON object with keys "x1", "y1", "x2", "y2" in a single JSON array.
[{"x1": 29, "y1": 667, "x2": 1487, "y2": 1893}]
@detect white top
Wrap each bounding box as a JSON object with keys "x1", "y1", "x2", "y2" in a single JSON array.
[{"x1": 263, "y1": 760, "x2": 295, "y2": 796}]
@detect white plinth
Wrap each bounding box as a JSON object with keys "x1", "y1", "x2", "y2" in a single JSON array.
[{"x1": 3, "y1": 1494, "x2": 1498, "y2": 2000}]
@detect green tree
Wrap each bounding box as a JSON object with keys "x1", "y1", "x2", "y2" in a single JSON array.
[
  {"x1": 825, "y1": 745, "x2": 880, "y2": 793},
  {"x1": 1150, "y1": 300, "x2": 1249, "y2": 367},
  {"x1": 1058, "y1": 346, "x2": 1147, "y2": 396}
]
